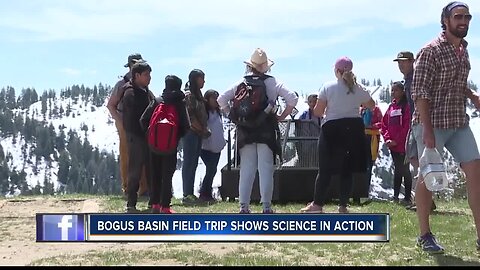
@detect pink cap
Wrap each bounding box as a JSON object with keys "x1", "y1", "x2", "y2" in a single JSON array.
[{"x1": 335, "y1": 56, "x2": 353, "y2": 72}]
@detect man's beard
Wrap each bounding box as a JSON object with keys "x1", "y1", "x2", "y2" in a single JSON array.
[{"x1": 448, "y1": 23, "x2": 469, "y2": 38}]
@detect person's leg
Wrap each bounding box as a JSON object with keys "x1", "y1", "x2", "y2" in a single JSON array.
[
  {"x1": 391, "y1": 151, "x2": 403, "y2": 202},
  {"x1": 401, "y1": 155, "x2": 413, "y2": 202},
  {"x1": 200, "y1": 149, "x2": 221, "y2": 199},
  {"x1": 443, "y1": 125, "x2": 480, "y2": 241},
  {"x1": 257, "y1": 143, "x2": 275, "y2": 212},
  {"x1": 339, "y1": 172, "x2": 353, "y2": 209},
  {"x1": 313, "y1": 129, "x2": 332, "y2": 207},
  {"x1": 149, "y1": 153, "x2": 162, "y2": 212},
  {"x1": 116, "y1": 121, "x2": 129, "y2": 194},
  {"x1": 181, "y1": 131, "x2": 201, "y2": 198},
  {"x1": 126, "y1": 134, "x2": 147, "y2": 210},
  {"x1": 160, "y1": 153, "x2": 178, "y2": 210},
  {"x1": 413, "y1": 124, "x2": 451, "y2": 253},
  {"x1": 239, "y1": 144, "x2": 258, "y2": 212}
]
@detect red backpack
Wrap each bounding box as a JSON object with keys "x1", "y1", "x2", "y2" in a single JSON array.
[{"x1": 147, "y1": 102, "x2": 179, "y2": 155}]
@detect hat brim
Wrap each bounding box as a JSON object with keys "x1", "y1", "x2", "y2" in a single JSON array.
[
  {"x1": 393, "y1": 58, "x2": 413, "y2": 62},
  {"x1": 124, "y1": 63, "x2": 129, "y2": 67},
  {"x1": 243, "y1": 59, "x2": 274, "y2": 73}
]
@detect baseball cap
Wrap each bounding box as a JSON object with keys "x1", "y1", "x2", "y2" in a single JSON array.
[
  {"x1": 393, "y1": 51, "x2": 414, "y2": 62},
  {"x1": 124, "y1": 53, "x2": 145, "y2": 67},
  {"x1": 334, "y1": 56, "x2": 353, "y2": 72}
]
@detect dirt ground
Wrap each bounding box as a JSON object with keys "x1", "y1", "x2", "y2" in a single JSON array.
[{"x1": 0, "y1": 198, "x2": 237, "y2": 266}]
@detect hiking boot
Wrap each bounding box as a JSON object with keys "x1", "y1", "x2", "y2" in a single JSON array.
[
  {"x1": 199, "y1": 194, "x2": 217, "y2": 205},
  {"x1": 125, "y1": 206, "x2": 141, "y2": 214},
  {"x1": 400, "y1": 199, "x2": 413, "y2": 207},
  {"x1": 239, "y1": 208, "x2": 251, "y2": 214},
  {"x1": 160, "y1": 207, "x2": 176, "y2": 214},
  {"x1": 182, "y1": 195, "x2": 204, "y2": 206},
  {"x1": 262, "y1": 208, "x2": 275, "y2": 214},
  {"x1": 300, "y1": 202, "x2": 323, "y2": 213},
  {"x1": 338, "y1": 206, "x2": 349, "y2": 214},
  {"x1": 151, "y1": 204, "x2": 161, "y2": 214},
  {"x1": 416, "y1": 232, "x2": 445, "y2": 254}
]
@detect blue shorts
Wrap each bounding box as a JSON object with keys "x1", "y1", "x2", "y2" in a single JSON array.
[{"x1": 412, "y1": 123, "x2": 480, "y2": 164}]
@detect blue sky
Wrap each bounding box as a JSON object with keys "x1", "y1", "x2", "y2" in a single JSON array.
[{"x1": 1, "y1": 0, "x2": 480, "y2": 97}]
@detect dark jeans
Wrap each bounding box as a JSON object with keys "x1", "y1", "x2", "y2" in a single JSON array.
[
  {"x1": 391, "y1": 151, "x2": 412, "y2": 201},
  {"x1": 150, "y1": 152, "x2": 177, "y2": 207},
  {"x1": 200, "y1": 149, "x2": 221, "y2": 197},
  {"x1": 182, "y1": 130, "x2": 202, "y2": 197},
  {"x1": 126, "y1": 133, "x2": 151, "y2": 208}
]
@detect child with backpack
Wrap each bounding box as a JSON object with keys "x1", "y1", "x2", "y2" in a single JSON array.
[
  {"x1": 199, "y1": 90, "x2": 226, "y2": 203},
  {"x1": 140, "y1": 75, "x2": 190, "y2": 214},
  {"x1": 218, "y1": 48, "x2": 298, "y2": 213},
  {"x1": 380, "y1": 81, "x2": 412, "y2": 205}
]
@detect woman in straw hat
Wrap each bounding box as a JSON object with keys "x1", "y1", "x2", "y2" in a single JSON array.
[{"x1": 218, "y1": 48, "x2": 298, "y2": 213}]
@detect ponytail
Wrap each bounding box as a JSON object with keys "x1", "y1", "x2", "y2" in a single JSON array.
[{"x1": 342, "y1": 70, "x2": 357, "y2": 94}]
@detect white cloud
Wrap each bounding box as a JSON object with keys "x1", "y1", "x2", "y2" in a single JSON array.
[{"x1": 0, "y1": 0, "x2": 468, "y2": 42}]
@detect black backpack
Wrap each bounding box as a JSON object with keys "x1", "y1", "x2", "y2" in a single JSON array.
[{"x1": 229, "y1": 75, "x2": 271, "y2": 124}]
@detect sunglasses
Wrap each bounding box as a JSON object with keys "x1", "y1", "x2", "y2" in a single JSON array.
[{"x1": 452, "y1": 14, "x2": 472, "y2": 21}]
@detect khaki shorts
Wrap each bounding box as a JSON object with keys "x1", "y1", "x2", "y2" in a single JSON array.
[{"x1": 412, "y1": 123, "x2": 480, "y2": 164}]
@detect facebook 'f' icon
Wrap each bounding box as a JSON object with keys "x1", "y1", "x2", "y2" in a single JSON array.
[{"x1": 40, "y1": 214, "x2": 83, "y2": 241}]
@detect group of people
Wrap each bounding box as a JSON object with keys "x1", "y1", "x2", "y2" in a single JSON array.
[
  {"x1": 107, "y1": 55, "x2": 227, "y2": 214},
  {"x1": 302, "y1": 1, "x2": 480, "y2": 255},
  {"x1": 106, "y1": 1, "x2": 480, "y2": 255}
]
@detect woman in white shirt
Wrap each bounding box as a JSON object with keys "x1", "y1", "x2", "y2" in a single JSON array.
[{"x1": 301, "y1": 56, "x2": 375, "y2": 214}]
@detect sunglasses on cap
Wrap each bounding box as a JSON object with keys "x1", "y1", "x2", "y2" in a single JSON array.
[{"x1": 452, "y1": 13, "x2": 472, "y2": 21}]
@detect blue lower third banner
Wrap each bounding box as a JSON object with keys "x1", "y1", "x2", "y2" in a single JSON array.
[{"x1": 85, "y1": 214, "x2": 389, "y2": 242}]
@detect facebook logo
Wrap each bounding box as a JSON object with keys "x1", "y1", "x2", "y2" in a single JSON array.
[{"x1": 41, "y1": 214, "x2": 82, "y2": 241}]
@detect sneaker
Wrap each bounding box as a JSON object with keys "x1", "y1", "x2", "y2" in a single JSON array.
[
  {"x1": 151, "y1": 204, "x2": 161, "y2": 214},
  {"x1": 300, "y1": 202, "x2": 323, "y2": 213},
  {"x1": 416, "y1": 232, "x2": 445, "y2": 254},
  {"x1": 262, "y1": 208, "x2": 275, "y2": 214},
  {"x1": 338, "y1": 206, "x2": 349, "y2": 214},
  {"x1": 160, "y1": 207, "x2": 176, "y2": 214},
  {"x1": 182, "y1": 195, "x2": 205, "y2": 206},
  {"x1": 239, "y1": 208, "x2": 251, "y2": 214},
  {"x1": 125, "y1": 206, "x2": 141, "y2": 213}
]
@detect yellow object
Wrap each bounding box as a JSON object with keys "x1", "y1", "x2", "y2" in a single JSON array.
[{"x1": 365, "y1": 129, "x2": 381, "y2": 161}]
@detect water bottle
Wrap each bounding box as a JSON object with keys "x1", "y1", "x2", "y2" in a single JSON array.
[{"x1": 419, "y1": 147, "x2": 448, "y2": 191}]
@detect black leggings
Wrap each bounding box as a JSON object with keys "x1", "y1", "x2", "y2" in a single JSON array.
[
  {"x1": 149, "y1": 152, "x2": 177, "y2": 207},
  {"x1": 391, "y1": 151, "x2": 412, "y2": 201},
  {"x1": 313, "y1": 118, "x2": 367, "y2": 207}
]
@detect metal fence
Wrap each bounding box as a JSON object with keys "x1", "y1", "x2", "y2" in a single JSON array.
[{"x1": 225, "y1": 119, "x2": 321, "y2": 169}]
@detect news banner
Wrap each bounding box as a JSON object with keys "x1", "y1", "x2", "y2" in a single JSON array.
[{"x1": 36, "y1": 213, "x2": 389, "y2": 242}]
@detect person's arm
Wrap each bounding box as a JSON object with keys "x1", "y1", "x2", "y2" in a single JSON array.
[
  {"x1": 380, "y1": 106, "x2": 392, "y2": 145},
  {"x1": 217, "y1": 83, "x2": 237, "y2": 115},
  {"x1": 272, "y1": 79, "x2": 298, "y2": 120},
  {"x1": 412, "y1": 47, "x2": 436, "y2": 148},
  {"x1": 313, "y1": 98, "x2": 327, "y2": 118},
  {"x1": 466, "y1": 87, "x2": 480, "y2": 110},
  {"x1": 107, "y1": 81, "x2": 123, "y2": 123},
  {"x1": 122, "y1": 89, "x2": 135, "y2": 134},
  {"x1": 314, "y1": 84, "x2": 328, "y2": 118},
  {"x1": 372, "y1": 106, "x2": 383, "y2": 129}
]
